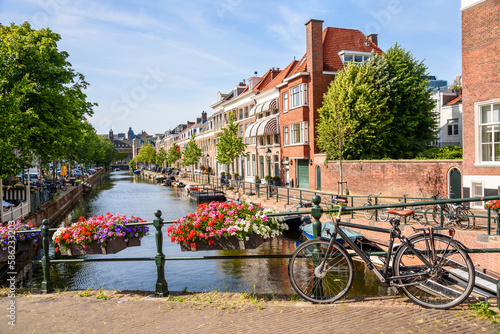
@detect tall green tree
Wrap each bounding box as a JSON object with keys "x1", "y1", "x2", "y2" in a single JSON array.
[
  {"x1": 381, "y1": 44, "x2": 437, "y2": 158},
  {"x1": 136, "y1": 143, "x2": 156, "y2": 166},
  {"x1": 166, "y1": 142, "x2": 181, "y2": 167},
  {"x1": 216, "y1": 111, "x2": 248, "y2": 174},
  {"x1": 0, "y1": 22, "x2": 96, "y2": 176},
  {"x1": 182, "y1": 134, "x2": 203, "y2": 177},
  {"x1": 156, "y1": 147, "x2": 167, "y2": 167}
]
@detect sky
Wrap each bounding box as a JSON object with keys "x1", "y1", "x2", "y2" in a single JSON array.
[{"x1": 0, "y1": 0, "x2": 462, "y2": 135}]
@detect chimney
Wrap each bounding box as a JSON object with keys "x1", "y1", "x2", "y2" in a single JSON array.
[
  {"x1": 202, "y1": 111, "x2": 207, "y2": 120},
  {"x1": 197, "y1": 117, "x2": 201, "y2": 124},
  {"x1": 367, "y1": 34, "x2": 378, "y2": 46},
  {"x1": 305, "y1": 19, "x2": 324, "y2": 76}
]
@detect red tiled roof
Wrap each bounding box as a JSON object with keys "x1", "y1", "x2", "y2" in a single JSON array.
[
  {"x1": 253, "y1": 69, "x2": 275, "y2": 92},
  {"x1": 446, "y1": 95, "x2": 462, "y2": 105},
  {"x1": 260, "y1": 60, "x2": 300, "y2": 91}
]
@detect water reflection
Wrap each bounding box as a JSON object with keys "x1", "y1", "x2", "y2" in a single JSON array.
[{"x1": 34, "y1": 171, "x2": 394, "y2": 297}]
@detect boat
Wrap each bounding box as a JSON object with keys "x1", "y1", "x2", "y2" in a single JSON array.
[
  {"x1": 133, "y1": 170, "x2": 141, "y2": 175},
  {"x1": 172, "y1": 181, "x2": 186, "y2": 188},
  {"x1": 300, "y1": 221, "x2": 364, "y2": 244}
]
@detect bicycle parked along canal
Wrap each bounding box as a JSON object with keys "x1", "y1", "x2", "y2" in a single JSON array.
[
  {"x1": 362, "y1": 193, "x2": 389, "y2": 222},
  {"x1": 288, "y1": 196, "x2": 475, "y2": 309},
  {"x1": 397, "y1": 194, "x2": 425, "y2": 225},
  {"x1": 424, "y1": 194, "x2": 475, "y2": 230}
]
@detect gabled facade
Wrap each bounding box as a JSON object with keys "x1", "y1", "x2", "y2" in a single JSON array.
[
  {"x1": 461, "y1": 0, "x2": 500, "y2": 207},
  {"x1": 431, "y1": 91, "x2": 463, "y2": 148},
  {"x1": 279, "y1": 20, "x2": 383, "y2": 189}
]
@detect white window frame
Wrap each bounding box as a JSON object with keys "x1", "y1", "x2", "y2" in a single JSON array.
[
  {"x1": 289, "y1": 84, "x2": 308, "y2": 109},
  {"x1": 283, "y1": 92, "x2": 288, "y2": 113},
  {"x1": 447, "y1": 118, "x2": 459, "y2": 136},
  {"x1": 290, "y1": 122, "x2": 308, "y2": 145},
  {"x1": 283, "y1": 126, "x2": 289, "y2": 146},
  {"x1": 475, "y1": 99, "x2": 500, "y2": 166}
]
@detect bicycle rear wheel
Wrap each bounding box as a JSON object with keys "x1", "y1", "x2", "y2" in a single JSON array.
[
  {"x1": 425, "y1": 206, "x2": 447, "y2": 226},
  {"x1": 454, "y1": 208, "x2": 471, "y2": 230},
  {"x1": 363, "y1": 203, "x2": 374, "y2": 220},
  {"x1": 393, "y1": 234, "x2": 475, "y2": 309},
  {"x1": 462, "y1": 208, "x2": 476, "y2": 229},
  {"x1": 377, "y1": 204, "x2": 389, "y2": 222},
  {"x1": 288, "y1": 239, "x2": 354, "y2": 303}
]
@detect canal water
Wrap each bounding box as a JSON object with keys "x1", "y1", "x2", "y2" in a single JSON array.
[{"x1": 34, "y1": 171, "x2": 394, "y2": 296}]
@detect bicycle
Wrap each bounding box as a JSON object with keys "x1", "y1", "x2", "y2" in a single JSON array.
[
  {"x1": 425, "y1": 194, "x2": 475, "y2": 230},
  {"x1": 362, "y1": 194, "x2": 389, "y2": 222},
  {"x1": 288, "y1": 196, "x2": 475, "y2": 309}
]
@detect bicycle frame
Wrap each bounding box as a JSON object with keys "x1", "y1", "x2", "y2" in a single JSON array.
[{"x1": 318, "y1": 216, "x2": 444, "y2": 286}]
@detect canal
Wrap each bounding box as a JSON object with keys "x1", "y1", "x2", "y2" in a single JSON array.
[{"x1": 33, "y1": 171, "x2": 394, "y2": 296}]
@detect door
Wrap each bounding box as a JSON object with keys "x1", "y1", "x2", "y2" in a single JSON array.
[
  {"x1": 297, "y1": 159, "x2": 309, "y2": 189},
  {"x1": 449, "y1": 168, "x2": 461, "y2": 199}
]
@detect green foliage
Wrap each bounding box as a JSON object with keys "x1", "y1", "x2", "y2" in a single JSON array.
[
  {"x1": 216, "y1": 111, "x2": 248, "y2": 172},
  {"x1": 416, "y1": 146, "x2": 463, "y2": 159},
  {"x1": 468, "y1": 301, "x2": 498, "y2": 320},
  {"x1": 317, "y1": 44, "x2": 437, "y2": 160},
  {"x1": 0, "y1": 22, "x2": 96, "y2": 176},
  {"x1": 182, "y1": 134, "x2": 203, "y2": 168},
  {"x1": 128, "y1": 160, "x2": 136, "y2": 169},
  {"x1": 166, "y1": 142, "x2": 181, "y2": 166},
  {"x1": 136, "y1": 143, "x2": 156, "y2": 165},
  {"x1": 156, "y1": 147, "x2": 167, "y2": 166}
]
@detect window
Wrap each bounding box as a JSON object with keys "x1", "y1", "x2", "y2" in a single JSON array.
[
  {"x1": 471, "y1": 182, "x2": 484, "y2": 208},
  {"x1": 447, "y1": 118, "x2": 459, "y2": 136},
  {"x1": 283, "y1": 126, "x2": 289, "y2": 146},
  {"x1": 479, "y1": 102, "x2": 500, "y2": 162},
  {"x1": 239, "y1": 125, "x2": 243, "y2": 137},
  {"x1": 289, "y1": 84, "x2": 308, "y2": 109},
  {"x1": 252, "y1": 154, "x2": 256, "y2": 175},
  {"x1": 290, "y1": 122, "x2": 308, "y2": 145},
  {"x1": 341, "y1": 52, "x2": 370, "y2": 65},
  {"x1": 274, "y1": 134, "x2": 279, "y2": 145},
  {"x1": 259, "y1": 136, "x2": 264, "y2": 146},
  {"x1": 246, "y1": 156, "x2": 251, "y2": 176},
  {"x1": 244, "y1": 106, "x2": 249, "y2": 118},
  {"x1": 245, "y1": 124, "x2": 249, "y2": 144},
  {"x1": 266, "y1": 135, "x2": 271, "y2": 145},
  {"x1": 239, "y1": 109, "x2": 243, "y2": 119},
  {"x1": 283, "y1": 92, "x2": 288, "y2": 113}
]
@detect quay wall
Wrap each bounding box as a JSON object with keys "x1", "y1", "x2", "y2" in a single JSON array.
[{"x1": 24, "y1": 169, "x2": 105, "y2": 227}]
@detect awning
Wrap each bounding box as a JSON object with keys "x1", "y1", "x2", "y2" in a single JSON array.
[
  {"x1": 249, "y1": 98, "x2": 278, "y2": 116},
  {"x1": 244, "y1": 116, "x2": 279, "y2": 137}
]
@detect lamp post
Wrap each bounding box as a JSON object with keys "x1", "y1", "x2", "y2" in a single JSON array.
[{"x1": 265, "y1": 148, "x2": 272, "y2": 182}]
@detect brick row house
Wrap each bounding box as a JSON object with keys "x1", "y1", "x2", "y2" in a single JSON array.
[
  {"x1": 461, "y1": 0, "x2": 500, "y2": 208},
  {"x1": 157, "y1": 19, "x2": 384, "y2": 188}
]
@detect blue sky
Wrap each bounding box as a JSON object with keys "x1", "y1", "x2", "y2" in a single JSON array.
[{"x1": 1, "y1": 0, "x2": 462, "y2": 135}]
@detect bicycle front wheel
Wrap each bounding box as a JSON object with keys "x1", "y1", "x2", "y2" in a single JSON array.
[
  {"x1": 454, "y1": 208, "x2": 471, "y2": 230},
  {"x1": 393, "y1": 234, "x2": 475, "y2": 309},
  {"x1": 363, "y1": 203, "x2": 374, "y2": 220},
  {"x1": 288, "y1": 239, "x2": 354, "y2": 303}
]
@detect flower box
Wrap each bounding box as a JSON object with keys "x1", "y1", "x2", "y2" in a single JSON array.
[
  {"x1": 180, "y1": 233, "x2": 266, "y2": 252},
  {"x1": 60, "y1": 237, "x2": 141, "y2": 256}
]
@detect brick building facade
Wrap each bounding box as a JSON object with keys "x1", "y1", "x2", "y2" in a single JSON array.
[{"x1": 461, "y1": 0, "x2": 500, "y2": 207}]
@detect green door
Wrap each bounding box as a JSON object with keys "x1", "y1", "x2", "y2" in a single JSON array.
[
  {"x1": 297, "y1": 159, "x2": 309, "y2": 189},
  {"x1": 449, "y1": 168, "x2": 461, "y2": 199}
]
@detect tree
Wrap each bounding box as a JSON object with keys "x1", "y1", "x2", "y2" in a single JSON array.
[
  {"x1": 136, "y1": 143, "x2": 156, "y2": 166},
  {"x1": 156, "y1": 147, "x2": 167, "y2": 167},
  {"x1": 317, "y1": 45, "x2": 437, "y2": 161},
  {"x1": 166, "y1": 142, "x2": 181, "y2": 167},
  {"x1": 216, "y1": 111, "x2": 248, "y2": 174},
  {"x1": 381, "y1": 44, "x2": 437, "y2": 158},
  {"x1": 0, "y1": 22, "x2": 96, "y2": 176},
  {"x1": 182, "y1": 134, "x2": 203, "y2": 176}
]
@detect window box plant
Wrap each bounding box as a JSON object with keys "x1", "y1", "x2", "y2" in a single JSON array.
[
  {"x1": 167, "y1": 201, "x2": 288, "y2": 252},
  {"x1": 52, "y1": 213, "x2": 148, "y2": 256},
  {"x1": 0, "y1": 221, "x2": 42, "y2": 261}
]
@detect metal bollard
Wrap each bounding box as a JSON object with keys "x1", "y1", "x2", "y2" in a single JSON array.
[
  {"x1": 153, "y1": 210, "x2": 168, "y2": 297},
  {"x1": 40, "y1": 219, "x2": 52, "y2": 293}
]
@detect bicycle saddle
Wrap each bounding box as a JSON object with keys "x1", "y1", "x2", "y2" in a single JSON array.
[{"x1": 386, "y1": 209, "x2": 414, "y2": 217}]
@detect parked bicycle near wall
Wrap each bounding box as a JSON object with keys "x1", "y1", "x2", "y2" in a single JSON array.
[
  {"x1": 425, "y1": 194, "x2": 475, "y2": 230},
  {"x1": 362, "y1": 193, "x2": 389, "y2": 222},
  {"x1": 288, "y1": 196, "x2": 475, "y2": 309}
]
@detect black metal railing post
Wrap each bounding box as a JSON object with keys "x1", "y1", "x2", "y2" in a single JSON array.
[
  {"x1": 40, "y1": 219, "x2": 52, "y2": 293},
  {"x1": 153, "y1": 210, "x2": 168, "y2": 297}
]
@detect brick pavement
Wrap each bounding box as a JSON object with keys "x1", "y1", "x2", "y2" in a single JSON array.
[{"x1": 1, "y1": 291, "x2": 499, "y2": 334}]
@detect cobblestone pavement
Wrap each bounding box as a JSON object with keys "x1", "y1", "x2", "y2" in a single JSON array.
[{"x1": 1, "y1": 291, "x2": 499, "y2": 334}]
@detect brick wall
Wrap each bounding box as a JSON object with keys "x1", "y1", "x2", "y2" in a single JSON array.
[
  {"x1": 312, "y1": 156, "x2": 463, "y2": 198},
  {"x1": 462, "y1": 0, "x2": 500, "y2": 176}
]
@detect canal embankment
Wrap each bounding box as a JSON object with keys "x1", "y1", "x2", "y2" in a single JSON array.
[{"x1": 23, "y1": 168, "x2": 106, "y2": 227}]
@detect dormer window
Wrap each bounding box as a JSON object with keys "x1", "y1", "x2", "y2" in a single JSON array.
[{"x1": 339, "y1": 50, "x2": 372, "y2": 65}]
